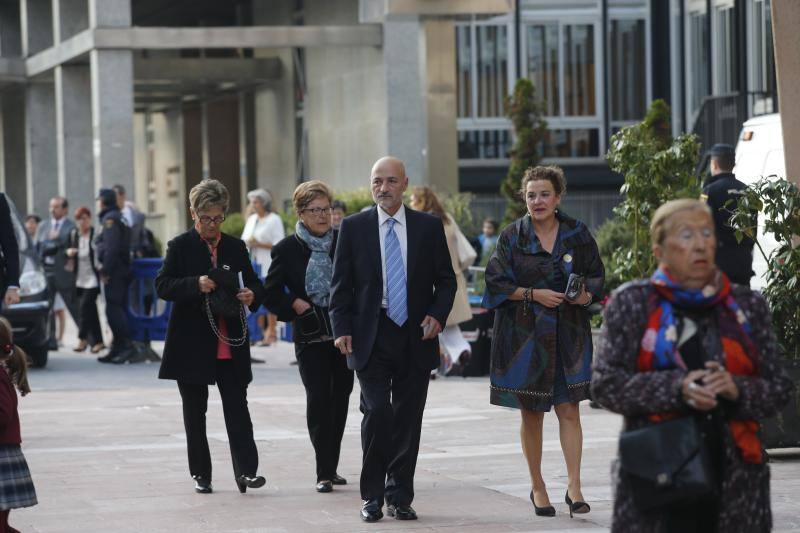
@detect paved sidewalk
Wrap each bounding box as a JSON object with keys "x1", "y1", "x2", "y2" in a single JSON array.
[{"x1": 12, "y1": 331, "x2": 800, "y2": 532}]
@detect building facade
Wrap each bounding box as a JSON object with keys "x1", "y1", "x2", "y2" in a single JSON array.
[{"x1": 0, "y1": 0, "x2": 778, "y2": 244}]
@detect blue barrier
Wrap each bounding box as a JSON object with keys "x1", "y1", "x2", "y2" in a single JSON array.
[
  {"x1": 247, "y1": 262, "x2": 269, "y2": 342},
  {"x1": 126, "y1": 258, "x2": 172, "y2": 342}
]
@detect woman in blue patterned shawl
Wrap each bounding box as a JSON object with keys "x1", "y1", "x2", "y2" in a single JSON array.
[{"x1": 483, "y1": 166, "x2": 604, "y2": 518}]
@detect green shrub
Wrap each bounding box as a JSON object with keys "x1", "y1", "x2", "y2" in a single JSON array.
[
  {"x1": 220, "y1": 212, "x2": 245, "y2": 238},
  {"x1": 728, "y1": 177, "x2": 800, "y2": 359},
  {"x1": 593, "y1": 216, "x2": 634, "y2": 295},
  {"x1": 606, "y1": 99, "x2": 700, "y2": 282}
]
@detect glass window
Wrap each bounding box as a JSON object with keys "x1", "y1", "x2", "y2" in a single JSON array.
[
  {"x1": 541, "y1": 129, "x2": 600, "y2": 158},
  {"x1": 476, "y1": 25, "x2": 508, "y2": 118},
  {"x1": 609, "y1": 19, "x2": 646, "y2": 121},
  {"x1": 751, "y1": 0, "x2": 776, "y2": 99},
  {"x1": 714, "y1": 5, "x2": 736, "y2": 94},
  {"x1": 688, "y1": 10, "x2": 710, "y2": 116},
  {"x1": 458, "y1": 129, "x2": 512, "y2": 160},
  {"x1": 563, "y1": 25, "x2": 595, "y2": 116},
  {"x1": 525, "y1": 24, "x2": 559, "y2": 116},
  {"x1": 456, "y1": 25, "x2": 472, "y2": 118}
]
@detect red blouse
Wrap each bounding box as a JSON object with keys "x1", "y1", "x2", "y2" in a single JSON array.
[{"x1": 201, "y1": 234, "x2": 232, "y2": 361}]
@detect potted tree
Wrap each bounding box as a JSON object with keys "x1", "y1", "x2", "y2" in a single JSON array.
[{"x1": 728, "y1": 176, "x2": 800, "y2": 448}]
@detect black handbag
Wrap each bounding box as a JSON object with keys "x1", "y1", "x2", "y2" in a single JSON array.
[
  {"x1": 618, "y1": 416, "x2": 715, "y2": 511},
  {"x1": 294, "y1": 306, "x2": 333, "y2": 344},
  {"x1": 203, "y1": 267, "x2": 248, "y2": 346}
]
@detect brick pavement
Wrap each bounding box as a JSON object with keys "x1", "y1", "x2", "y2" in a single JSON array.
[{"x1": 11, "y1": 327, "x2": 800, "y2": 532}]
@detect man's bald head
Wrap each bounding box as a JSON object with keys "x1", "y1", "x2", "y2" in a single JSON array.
[
  {"x1": 370, "y1": 156, "x2": 408, "y2": 216},
  {"x1": 371, "y1": 156, "x2": 406, "y2": 180}
]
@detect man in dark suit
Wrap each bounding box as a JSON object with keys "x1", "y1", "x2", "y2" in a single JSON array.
[
  {"x1": 0, "y1": 193, "x2": 20, "y2": 309},
  {"x1": 701, "y1": 143, "x2": 755, "y2": 285},
  {"x1": 36, "y1": 196, "x2": 79, "y2": 343},
  {"x1": 330, "y1": 156, "x2": 456, "y2": 522}
]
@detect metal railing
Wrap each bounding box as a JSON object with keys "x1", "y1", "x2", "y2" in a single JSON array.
[{"x1": 691, "y1": 91, "x2": 777, "y2": 155}]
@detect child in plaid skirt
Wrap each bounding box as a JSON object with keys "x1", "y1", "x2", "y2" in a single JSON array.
[{"x1": 0, "y1": 317, "x2": 37, "y2": 533}]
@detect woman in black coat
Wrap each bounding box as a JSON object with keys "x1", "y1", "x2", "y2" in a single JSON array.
[
  {"x1": 156, "y1": 179, "x2": 267, "y2": 495},
  {"x1": 264, "y1": 180, "x2": 354, "y2": 493}
]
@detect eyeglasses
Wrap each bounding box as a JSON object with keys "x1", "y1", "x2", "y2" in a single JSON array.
[
  {"x1": 198, "y1": 215, "x2": 226, "y2": 225},
  {"x1": 302, "y1": 207, "x2": 332, "y2": 217}
]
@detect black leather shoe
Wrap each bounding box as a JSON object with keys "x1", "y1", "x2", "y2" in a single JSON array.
[
  {"x1": 331, "y1": 474, "x2": 347, "y2": 485},
  {"x1": 97, "y1": 353, "x2": 115, "y2": 363},
  {"x1": 316, "y1": 480, "x2": 333, "y2": 493},
  {"x1": 386, "y1": 504, "x2": 417, "y2": 520},
  {"x1": 360, "y1": 499, "x2": 383, "y2": 522},
  {"x1": 236, "y1": 474, "x2": 266, "y2": 493},
  {"x1": 193, "y1": 475, "x2": 212, "y2": 494}
]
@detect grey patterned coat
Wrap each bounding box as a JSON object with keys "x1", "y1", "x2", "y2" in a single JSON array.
[{"x1": 591, "y1": 280, "x2": 794, "y2": 533}]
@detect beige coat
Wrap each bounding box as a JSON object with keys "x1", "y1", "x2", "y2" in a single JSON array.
[{"x1": 443, "y1": 217, "x2": 474, "y2": 326}]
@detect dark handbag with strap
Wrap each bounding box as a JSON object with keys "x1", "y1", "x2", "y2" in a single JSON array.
[
  {"x1": 293, "y1": 305, "x2": 333, "y2": 344},
  {"x1": 203, "y1": 267, "x2": 248, "y2": 346},
  {"x1": 618, "y1": 416, "x2": 715, "y2": 511}
]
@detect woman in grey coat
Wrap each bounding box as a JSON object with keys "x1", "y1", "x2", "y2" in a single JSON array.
[{"x1": 592, "y1": 199, "x2": 793, "y2": 532}]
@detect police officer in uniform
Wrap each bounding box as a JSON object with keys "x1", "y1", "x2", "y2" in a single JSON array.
[
  {"x1": 701, "y1": 143, "x2": 755, "y2": 285},
  {"x1": 95, "y1": 188, "x2": 136, "y2": 363}
]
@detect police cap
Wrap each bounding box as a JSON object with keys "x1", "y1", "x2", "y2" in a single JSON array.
[{"x1": 707, "y1": 143, "x2": 735, "y2": 158}]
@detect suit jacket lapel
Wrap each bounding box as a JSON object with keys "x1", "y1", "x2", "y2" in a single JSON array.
[
  {"x1": 192, "y1": 229, "x2": 214, "y2": 271},
  {"x1": 405, "y1": 207, "x2": 419, "y2": 280},
  {"x1": 365, "y1": 207, "x2": 383, "y2": 280}
]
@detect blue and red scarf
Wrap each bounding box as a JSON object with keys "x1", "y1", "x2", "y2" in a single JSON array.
[{"x1": 637, "y1": 268, "x2": 762, "y2": 464}]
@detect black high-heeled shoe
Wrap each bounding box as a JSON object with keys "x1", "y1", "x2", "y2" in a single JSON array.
[
  {"x1": 565, "y1": 490, "x2": 590, "y2": 518},
  {"x1": 192, "y1": 475, "x2": 212, "y2": 494},
  {"x1": 236, "y1": 474, "x2": 266, "y2": 493},
  {"x1": 530, "y1": 490, "x2": 555, "y2": 517}
]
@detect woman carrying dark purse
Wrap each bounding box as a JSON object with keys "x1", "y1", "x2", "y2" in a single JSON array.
[
  {"x1": 592, "y1": 199, "x2": 793, "y2": 533},
  {"x1": 263, "y1": 180, "x2": 354, "y2": 494},
  {"x1": 155, "y1": 179, "x2": 267, "y2": 495}
]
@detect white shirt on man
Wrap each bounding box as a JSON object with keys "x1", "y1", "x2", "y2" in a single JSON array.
[{"x1": 377, "y1": 204, "x2": 408, "y2": 308}]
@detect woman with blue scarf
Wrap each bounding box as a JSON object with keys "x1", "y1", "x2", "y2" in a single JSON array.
[
  {"x1": 263, "y1": 180, "x2": 354, "y2": 494},
  {"x1": 592, "y1": 199, "x2": 793, "y2": 532}
]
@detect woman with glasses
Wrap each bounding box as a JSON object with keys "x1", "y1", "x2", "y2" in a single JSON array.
[
  {"x1": 156, "y1": 179, "x2": 267, "y2": 495},
  {"x1": 263, "y1": 180, "x2": 354, "y2": 493},
  {"x1": 242, "y1": 189, "x2": 285, "y2": 346}
]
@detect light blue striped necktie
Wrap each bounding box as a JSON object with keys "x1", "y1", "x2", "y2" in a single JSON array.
[{"x1": 384, "y1": 218, "x2": 407, "y2": 326}]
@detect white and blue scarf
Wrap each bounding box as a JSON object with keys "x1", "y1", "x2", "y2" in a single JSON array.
[{"x1": 295, "y1": 222, "x2": 333, "y2": 308}]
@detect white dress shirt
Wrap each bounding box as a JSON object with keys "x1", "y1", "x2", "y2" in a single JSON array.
[{"x1": 377, "y1": 204, "x2": 408, "y2": 307}]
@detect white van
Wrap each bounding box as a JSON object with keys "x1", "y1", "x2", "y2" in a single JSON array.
[{"x1": 734, "y1": 113, "x2": 784, "y2": 289}]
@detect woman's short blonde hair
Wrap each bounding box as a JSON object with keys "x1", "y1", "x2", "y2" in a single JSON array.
[
  {"x1": 189, "y1": 179, "x2": 229, "y2": 214},
  {"x1": 293, "y1": 180, "x2": 333, "y2": 213},
  {"x1": 650, "y1": 198, "x2": 713, "y2": 245}
]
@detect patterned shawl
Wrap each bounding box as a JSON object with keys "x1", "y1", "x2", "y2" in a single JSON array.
[{"x1": 295, "y1": 222, "x2": 333, "y2": 308}]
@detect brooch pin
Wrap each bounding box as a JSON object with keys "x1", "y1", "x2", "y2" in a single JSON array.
[{"x1": 563, "y1": 254, "x2": 573, "y2": 263}]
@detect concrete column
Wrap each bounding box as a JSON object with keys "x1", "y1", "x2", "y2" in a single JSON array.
[
  {"x1": 252, "y1": 0, "x2": 297, "y2": 210},
  {"x1": 771, "y1": 0, "x2": 800, "y2": 187},
  {"x1": 383, "y1": 15, "x2": 428, "y2": 185},
  {"x1": 87, "y1": 0, "x2": 134, "y2": 195},
  {"x1": 53, "y1": 0, "x2": 88, "y2": 42},
  {"x1": 25, "y1": 82, "x2": 58, "y2": 217},
  {"x1": 424, "y1": 19, "x2": 458, "y2": 193},
  {"x1": 20, "y1": 0, "x2": 53, "y2": 56},
  {"x1": 90, "y1": 49, "x2": 135, "y2": 194},
  {"x1": 0, "y1": 2, "x2": 22, "y2": 57},
  {"x1": 1, "y1": 88, "x2": 27, "y2": 210},
  {"x1": 55, "y1": 65, "x2": 94, "y2": 209}
]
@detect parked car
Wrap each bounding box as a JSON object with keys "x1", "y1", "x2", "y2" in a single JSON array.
[
  {"x1": 2, "y1": 196, "x2": 51, "y2": 367},
  {"x1": 734, "y1": 112, "x2": 784, "y2": 289}
]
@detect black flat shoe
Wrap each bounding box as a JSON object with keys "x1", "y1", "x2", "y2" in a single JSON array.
[
  {"x1": 565, "y1": 490, "x2": 590, "y2": 518},
  {"x1": 387, "y1": 504, "x2": 417, "y2": 520},
  {"x1": 316, "y1": 480, "x2": 333, "y2": 493},
  {"x1": 331, "y1": 474, "x2": 347, "y2": 485},
  {"x1": 193, "y1": 475, "x2": 212, "y2": 494},
  {"x1": 360, "y1": 499, "x2": 383, "y2": 522},
  {"x1": 236, "y1": 474, "x2": 266, "y2": 494},
  {"x1": 530, "y1": 490, "x2": 555, "y2": 517}
]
